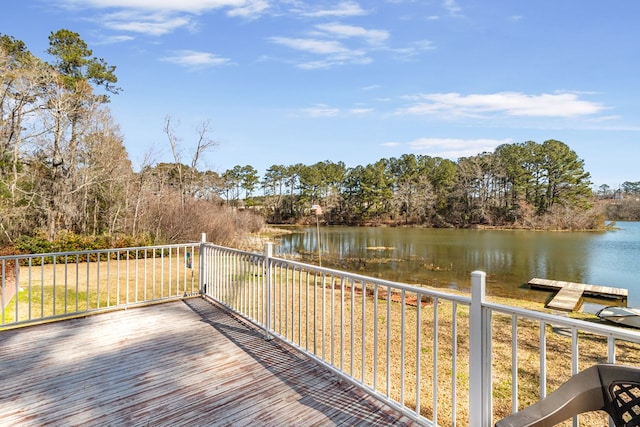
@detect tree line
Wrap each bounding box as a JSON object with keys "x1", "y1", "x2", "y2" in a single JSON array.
[
  {"x1": 222, "y1": 140, "x2": 602, "y2": 229},
  {"x1": 147, "y1": 139, "x2": 609, "y2": 230},
  {"x1": 596, "y1": 181, "x2": 640, "y2": 221},
  {"x1": 1, "y1": 30, "x2": 634, "y2": 250}
]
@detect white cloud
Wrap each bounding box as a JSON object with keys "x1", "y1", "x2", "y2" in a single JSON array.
[
  {"x1": 300, "y1": 105, "x2": 371, "y2": 117},
  {"x1": 94, "y1": 34, "x2": 136, "y2": 44},
  {"x1": 57, "y1": 0, "x2": 270, "y2": 36},
  {"x1": 226, "y1": 0, "x2": 270, "y2": 18},
  {"x1": 162, "y1": 50, "x2": 232, "y2": 68},
  {"x1": 102, "y1": 11, "x2": 193, "y2": 36},
  {"x1": 59, "y1": 0, "x2": 262, "y2": 14},
  {"x1": 349, "y1": 108, "x2": 373, "y2": 115},
  {"x1": 302, "y1": 105, "x2": 341, "y2": 117},
  {"x1": 298, "y1": 1, "x2": 367, "y2": 18},
  {"x1": 442, "y1": 0, "x2": 462, "y2": 16},
  {"x1": 268, "y1": 6, "x2": 435, "y2": 69},
  {"x1": 389, "y1": 39, "x2": 436, "y2": 59},
  {"x1": 398, "y1": 92, "x2": 606, "y2": 118},
  {"x1": 269, "y1": 37, "x2": 349, "y2": 55},
  {"x1": 315, "y1": 23, "x2": 389, "y2": 45},
  {"x1": 407, "y1": 138, "x2": 512, "y2": 159},
  {"x1": 269, "y1": 36, "x2": 370, "y2": 68},
  {"x1": 270, "y1": 21, "x2": 391, "y2": 68},
  {"x1": 297, "y1": 60, "x2": 335, "y2": 70},
  {"x1": 298, "y1": 56, "x2": 372, "y2": 68}
]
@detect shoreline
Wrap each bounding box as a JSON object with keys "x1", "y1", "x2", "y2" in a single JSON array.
[{"x1": 237, "y1": 226, "x2": 613, "y2": 324}]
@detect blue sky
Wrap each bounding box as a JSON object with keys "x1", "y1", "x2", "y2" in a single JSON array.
[{"x1": 2, "y1": 1, "x2": 639, "y2": 187}]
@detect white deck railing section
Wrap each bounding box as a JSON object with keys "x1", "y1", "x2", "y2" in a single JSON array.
[
  {"x1": 3, "y1": 236, "x2": 640, "y2": 426},
  {"x1": 1, "y1": 243, "x2": 199, "y2": 326},
  {"x1": 201, "y1": 241, "x2": 640, "y2": 427}
]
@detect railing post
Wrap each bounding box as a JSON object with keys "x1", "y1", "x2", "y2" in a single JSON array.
[
  {"x1": 199, "y1": 233, "x2": 206, "y2": 296},
  {"x1": 264, "y1": 242, "x2": 273, "y2": 340},
  {"x1": 469, "y1": 270, "x2": 491, "y2": 427}
]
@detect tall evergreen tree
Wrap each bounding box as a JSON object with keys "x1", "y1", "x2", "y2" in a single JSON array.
[{"x1": 539, "y1": 139, "x2": 592, "y2": 211}]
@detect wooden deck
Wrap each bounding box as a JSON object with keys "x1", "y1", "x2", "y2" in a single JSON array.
[
  {"x1": 529, "y1": 278, "x2": 628, "y2": 312},
  {"x1": 0, "y1": 298, "x2": 418, "y2": 426}
]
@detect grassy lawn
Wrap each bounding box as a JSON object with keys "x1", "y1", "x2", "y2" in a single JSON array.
[{"x1": 2, "y1": 256, "x2": 198, "y2": 324}]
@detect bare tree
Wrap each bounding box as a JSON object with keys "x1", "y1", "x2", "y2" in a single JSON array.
[
  {"x1": 79, "y1": 108, "x2": 133, "y2": 235},
  {"x1": 163, "y1": 116, "x2": 219, "y2": 206},
  {"x1": 0, "y1": 37, "x2": 53, "y2": 241}
]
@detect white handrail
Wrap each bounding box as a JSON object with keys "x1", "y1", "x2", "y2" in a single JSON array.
[
  {"x1": 201, "y1": 242, "x2": 640, "y2": 426},
  {"x1": 5, "y1": 239, "x2": 640, "y2": 426}
]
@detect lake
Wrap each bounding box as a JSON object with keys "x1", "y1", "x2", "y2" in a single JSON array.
[{"x1": 273, "y1": 222, "x2": 640, "y2": 308}]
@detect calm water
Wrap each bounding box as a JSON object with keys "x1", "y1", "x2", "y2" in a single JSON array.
[{"x1": 274, "y1": 222, "x2": 640, "y2": 307}]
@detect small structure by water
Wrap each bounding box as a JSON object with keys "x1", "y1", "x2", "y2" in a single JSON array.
[{"x1": 528, "y1": 278, "x2": 628, "y2": 312}]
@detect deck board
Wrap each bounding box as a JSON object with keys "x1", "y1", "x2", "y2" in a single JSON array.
[{"x1": 0, "y1": 298, "x2": 417, "y2": 427}]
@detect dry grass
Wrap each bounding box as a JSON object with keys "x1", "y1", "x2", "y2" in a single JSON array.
[
  {"x1": 5, "y1": 257, "x2": 639, "y2": 426},
  {"x1": 3, "y1": 255, "x2": 197, "y2": 324},
  {"x1": 237, "y1": 272, "x2": 640, "y2": 426}
]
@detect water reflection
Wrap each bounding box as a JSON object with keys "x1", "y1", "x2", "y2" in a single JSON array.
[{"x1": 274, "y1": 223, "x2": 640, "y2": 306}]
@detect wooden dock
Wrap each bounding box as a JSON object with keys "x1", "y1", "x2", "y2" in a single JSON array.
[{"x1": 528, "y1": 278, "x2": 628, "y2": 312}]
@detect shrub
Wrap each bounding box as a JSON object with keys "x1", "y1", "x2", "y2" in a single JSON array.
[{"x1": 15, "y1": 231, "x2": 52, "y2": 254}]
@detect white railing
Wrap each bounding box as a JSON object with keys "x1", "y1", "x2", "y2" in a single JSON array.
[
  {"x1": 3, "y1": 237, "x2": 640, "y2": 426},
  {"x1": 202, "y1": 241, "x2": 640, "y2": 427},
  {"x1": 1, "y1": 243, "x2": 200, "y2": 328}
]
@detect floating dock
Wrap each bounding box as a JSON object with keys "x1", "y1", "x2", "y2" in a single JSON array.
[{"x1": 528, "y1": 278, "x2": 628, "y2": 312}]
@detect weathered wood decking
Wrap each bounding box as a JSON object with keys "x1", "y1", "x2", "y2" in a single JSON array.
[
  {"x1": 529, "y1": 278, "x2": 628, "y2": 312},
  {"x1": 0, "y1": 298, "x2": 417, "y2": 426}
]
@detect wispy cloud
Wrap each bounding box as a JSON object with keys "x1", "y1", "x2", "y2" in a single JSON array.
[
  {"x1": 270, "y1": 37, "x2": 350, "y2": 55},
  {"x1": 270, "y1": 21, "x2": 394, "y2": 68},
  {"x1": 102, "y1": 11, "x2": 194, "y2": 36},
  {"x1": 57, "y1": 0, "x2": 270, "y2": 36},
  {"x1": 442, "y1": 0, "x2": 462, "y2": 16},
  {"x1": 300, "y1": 104, "x2": 373, "y2": 117},
  {"x1": 349, "y1": 108, "x2": 373, "y2": 115},
  {"x1": 59, "y1": 0, "x2": 268, "y2": 15},
  {"x1": 269, "y1": 36, "x2": 370, "y2": 68},
  {"x1": 389, "y1": 39, "x2": 436, "y2": 59},
  {"x1": 226, "y1": 0, "x2": 270, "y2": 18},
  {"x1": 402, "y1": 137, "x2": 512, "y2": 159},
  {"x1": 265, "y1": 4, "x2": 432, "y2": 69},
  {"x1": 93, "y1": 34, "x2": 136, "y2": 45},
  {"x1": 296, "y1": 1, "x2": 368, "y2": 18},
  {"x1": 302, "y1": 104, "x2": 341, "y2": 117},
  {"x1": 397, "y1": 92, "x2": 606, "y2": 118},
  {"x1": 315, "y1": 23, "x2": 389, "y2": 45},
  {"x1": 161, "y1": 50, "x2": 232, "y2": 68}
]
